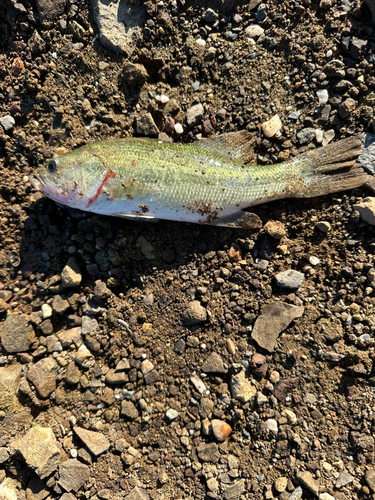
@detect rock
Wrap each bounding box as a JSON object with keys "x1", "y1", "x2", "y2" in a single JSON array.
[
  {"x1": 121, "y1": 400, "x2": 139, "y2": 420},
  {"x1": 58, "y1": 327, "x2": 82, "y2": 348},
  {"x1": 165, "y1": 408, "x2": 179, "y2": 421},
  {"x1": 52, "y1": 295, "x2": 70, "y2": 315},
  {"x1": 0, "y1": 115, "x2": 16, "y2": 131},
  {"x1": 73, "y1": 427, "x2": 110, "y2": 457},
  {"x1": 35, "y1": 0, "x2": 66, "y2": 22},
  {"x1": 296, "y1": 128, "x2": 316, "y2": 145},
  {"x1": 75, "y1": 346, "x2": 95, "y2": 370},
  {"x1": 261, "y1": 114, "x2": 282, "y2": 138},
  {"x1": 339, "y1": 98, "x2": 357, "y2": 118},
  {"x1": 0, "y1": 364, "x2": 22, "y2": 412},
  {"x1": 196, "y1": 442, "x2": 220, "y2": 463},
  {"x1": 124, "y1": 486, "x2": 150, "y2": 500},
  {"x1": 136, "y1": 113, "x2": 159, "y2": 136},
  {"x1": 65, "y1": 361, "x2": 81, "y2": 385},
  {"x1": 335, "y1": 471, "x2": 354, "y2": 488},
  {"x1": 275, "y1": 270, "x2": 305, "y2": 289},
  {"x1": 26, "y1": 357, "x2": 58, "y2": 398},
  {"x1": 315, "y1": 220, "x2": 331, "y2": 233},
  {"x1": 186, "y1": 103, "x2": 204, "y2": 127},
  {"x1": 316, "y1": 89, "x2": 329, "y2": 105},
  {"x1": 81, "y1": 316, "x2": 100, "y2": 336},
  {"x1": 274, "y1": 477, "x2": 288, "y2": 493},
  {"x1": 251, "y1": 302, "x2": 304, "y2": 352},
  {"x1": 319, "y1": 494, "x2": 335, "y2": 500},
  {"x1": 211, "y1": 419, "x2": 232, "y2": 441},
  {"x1": 245, "y1": 24, "x2": 264, "y2": 38},
  {"x1": 264, "y1": 220, "x2": 286, "y2": 239},
  {"x1": 58, "y1": 459, "x2": 90, "y2": 492},
  {"x1": 11, "y1": 426, "x2": 60, "y2": 479},
  {"x1": 354, "y1": 198, "x2": 375, "y2": 225},
  {"x1": 202, "y1": 8, "x2": 218, "y2": 23},
  {"x1": 202, "y1": 352, "x2": 227, "y2": 374},
  {"x1": 136, "y1": 235, "x2": 156, "y2": 259},
  {"x1": 230, "y1": 370, "x2": 256, "y2": 403},
  {"x1": 121, "y1": 62, "x2": 148, "y2": 86},
  {"x1": 365, "y1": 469, "x2": 375, "y2": 492},
  {"x1": 296, "y1": 471, "x2": 320, "y2": 497},
  {"x1": 0, "y1": 478, "x2": 19, "y2": 500},
  {"x1": 288, "y1": 487, "x2": 303, "y2": 500},
  {"x1": 182, "y1": 301, "x2": 207, "y2": 325},
  {"x1": 190, "y1": 375, "x2": 207, "y2": 394},
  {"x1": 0, "y1": 313, "x2": 35, "y2": 353},
  {"x1": 90, "y1": 0, "x2": 145, "y2": 54},
  {"x1": 266, "y1": 418, "x2": 278, "y2": 432},
  {"x1": 223, "y1": 479, "x2": 246, "y2": 500},
  {"x1": 207, "y1": 477, "x2": 219, "y2": 492},
  {"x1": 61, "y1": 257, "x2": 82, "y2": 288},
  {"x1": 273, "y1": 377, "x2": 299, "y2": 402},
  {"x1": 173, "y1": 338, "x2": 186, "y2": 354}
]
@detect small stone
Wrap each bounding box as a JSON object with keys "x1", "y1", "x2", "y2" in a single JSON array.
[
  {"x1": 186, "y1": 103, "x2": 204, "y2": 127},
  {"x1": 0, "y1": 364, "x2": 22, "y2": 412},
  {"x1": 264, "y1": 220, "x2": 286, "y2": 239},
  {"x1": 207, "y1": 477, "x2": 219, "y2": 492},
  {"x1": 202, "y1": 8, "x2": 218, "y2": 23},
  {"x1": 315, "y1": 221, "x2": 331, "y2": 233},
  {"x1": 275, "y1": 270, "x2": 305, "y2": 289},
  {"x1": 75, "y1": 347, "x2": 95, "y2": 370},
  {"x1": 165, "y1": 408, "x2": 179, "y2": 421},
  {"x1": 58, "y1": 327, "x2": 82, "y2": 348},
  {"x1": 0, "y1": 115, "x2": 16, "y2": 131},
  {"x1": 61, "y1": 257, "x2": 82, "y2": 288},
  {"x1": 173, "y1": 338, "x2": 186, "y2": 354},
  {"x1": 365, "y1": 469, "x2": 375, "y2": 492},
  {"x1": 136, "y1": 235, "x2": 156, "y2": 259},
  {"x1": 211, "y1": 419, "x2": 232, "y2": 441},
  {"x1": 261, "y1": 114, "x2": 282, "y2": 138},
  {"x1": 120, "y1": 400, "x2": 138, "y2": 420},
  {"x1": 164, "y1": 116, "x2": 175, "y2": 133},
  {"x1": 354, "y1": 198, "x2": 375, "y2": 225},
  {"x1": 174, "y1": 122, "x2": 183, "y2": 134},
  {"x1": 124, "y1": 486, "x2": 150, "y2": 500},
  {"x1": 223, "y1": 479, "x2": 246, "y2": 500},
  {"x1": 182, "y1": 300, "x2": 207, "y2": 325},
  {"x1": 136, "y1": 113, "x2": 159, "y2": 136},
  {"x1": 26, "y1": 357, "x2": 58, "y2": 398},
  {"x1": 252, "y1": 302, "x2": 304, "y2": 352},
  {"x1": 274, "y1": 477, "x2": 288, "y2": 493},
  {"x1": 284, "y1": 409, "x2": 297, "y2": 424},
  {"x1": 319, "y1": 494, "x2": 335, "y2": 500},
  {"x1": 245, "y1": 24, "x2": 264, "y2": 38},
  {"x1": 65, "y1": 361, "x2": 81, "y2": 385},
  {"x1": 202, "y1": 352, "x2": 227, "y2": 374},
  {"x1": 296, "y1": 127, "x2": 316, "y2": 145},
  {"x1": 288, "y1": 487, "x2": 303, "y2": 500},
  {"x1": 226, "y1": 338, "x2": 236, "y2": 355},
  {"x1": 296, "y1": 471, "x2": 320, "y2": 497},
  {"x1": 0, "y1": 313, "x2": 35, "y2": 353},
  {"x1": 339, "y1": 98, "x2": 357, "y2": 118},
  {"x1": 73, "y1": 427, "x2": 110, "y2": 457},
  {"x1": 52, "y1": 295, "x2": 70, "y2": 315},
  {"x1": 316, "y1": 89, "x2": 329, "y2": 105},
  {"x1": 121, "y1": 62, "x2": 148, "y2": 86},
  {"x1": 10, "y1": 426, "x2": 61, "y2": 479},
  {"x1": 141, "y1": 359, "x2": 154, "y2": 374},
  {"x1": 335, "y1": 471, "x2": 354, "y2": 488},
  {"x1": 230, "y1": 370, "x2": 256, "y2": 403},
  {"x1": 41, "y1": 304, "x2": 52, "y2": 319},
  {"x1": 190, "y1": 375, "x2": 207, "y2": 394},
  {"x1": 58, "y1": 459, "x2": 90, "y2": 492},
  {"x1": 196, "y1": 442, "x2": 220, "y2": 463},
  {"x1": 266, "y1": 418, "x2": 278, "y2": 432}
]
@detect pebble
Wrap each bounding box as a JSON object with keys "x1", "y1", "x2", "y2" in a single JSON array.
[
  {"x1": 339, "y1": 98, "x2": 357, "y2": 118},
  {"x1": 315, "y1": 129, "x2": 323, "y2": 143},
  {"x1": 261, "y1": 114, "x2": 282, "y2": 138},
  {"x1": 0, "y1": 115, "x2": 16, "y2": 131},
  {"x1": 174, "y1": 122, "x2": 183, "y2": 134},
  {"x1": 354, "y1": 198, "x2": 375, "y2": 225},
  {"x1": 202, "y1": 352, "x2": 227, "y2": 374},
  {"x1": 0, "y1": 364, "x2": 22, "y2": 411},
  {"x1": 206, "y1": 477, "x2": 219, "y2": 492},
  {"x1": 190, "y1": 375, "x2": 207, "y2": 394},
  {"x1": 201, "y1": 8, "x2": 218, "y2": 23},
  {"x1": 196, "y1": 443, "x2": 220, "y2": 463},
  {"x1": 61, "y1": 257, "x2": 82, "y2": 288},
  {"x1": 136, "y1": 235, "x2": 156, "y2": 259},
  {"x1": 288, "y1": 487, "x2": 303, "y2": 500},
  {"x1": 186, "y1": 103, "x2": 204, "y2": 127},
  {"x1": 230, "y1": 370, "x2": 256, "y2": 403},
  {"x1": 266, "y1": 418, "x2": 278, "y2": 432},
  {"x1": 223, "y1": 479, "x2": 246, "y2": 500},
  {"x1": 141, "y1": 359, "x2": 154, "y2": 374},
  {"x1": 75, "y1": 346, "x2": 95, "y2": 370},
  {"x1": 136, "y1": 113, "x2": 159, "y2": 136},
  {"x1": 211, "y1": 419, "x2": 232, "y2": 441},
  {"x1": 10, "y1": 426, "x2": 61, "y2": 479},
  {"x1": 256, "y1": 3, "x2": 267, "y2": 22},
  {"x1": 26, "y1": 357, "x2": 58, "y2": 399},
  {"x1": 315, "y1": 221, "x2": 331, "y2": 233},
  {"x1": 226, "y1": 338, "x2": 236, "y2": 355},
  {"x1": 365, "y1": 469, "x2": 375, "y2": 492},
  {"x1": 124, "y1": 487, "x2": 150, "y2": 500},
  {"x1": 58, "y1": 459, "x2": 90, "y2": 492},
  {"x1": 309, "y1": 256, "x2": 320, "y2": 266},
  {"x1": 182, "y1": 300, "x2": 207, "y2": 325},
  {"x1": 274, "y1": 477, "x2": 288, "y2": 493},
  {"x1": 165, "y1": 408, "x2": 179, "y2": 421},
  {"x1": 73, "y1": 427, "x2": 110, "y2": 457},
  {"x1": 0, "y1": 313, "x2": 35, "y2": 353},
  {"x1": 121, "y1": 400, "x2": 139, "y2": 420},
  {"x1": 296, "y1": 471, "x2": 320, "y2": 497},
  {"x1": 319, "y1": 494, "x2": 335, "y2": 500},
  {"x1": 58, "y1": 326, "x2": 82, "y2": 348},
  {"x1": 335, "y1": 471, "x2": 354, "y2": 488},
  {"x1": 245, "y1": 25, "x2": 264, "y2": 38},
  {"x1": 121, "y1": 62, "x2": 147, "y2": 86},
  {"x1": 275, "y1": 270, "x2": 305, "y2": 289},
  {"x1": 252, "y1": 302, "x2": 304, "y2": 352},
  {"x1": 41, "y1": 304, "x2": 52, "y2": 319},
  {"x1": 264, "y1": 220, "x2": 286, "y2": 239},
  {"x1": 52, "y1": 295, "x2": 70, "y2": 315},
  {"x1": 316, "y1": 89, "x2": 329, "y2": 105},
  {"x1": 296, "y1": 127, "x2": 316, "y2": 145}
]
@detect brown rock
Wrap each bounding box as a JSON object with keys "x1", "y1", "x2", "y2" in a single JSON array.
[
  {"x1": 211, "y1": 419, "x2": 232, "y2": 441},
  {"x1": 26, "y1": 357, "x2": 58, "y2": 399},
  {"x1": 73, "y1": 427, "x2": 110, "y2": 457}
]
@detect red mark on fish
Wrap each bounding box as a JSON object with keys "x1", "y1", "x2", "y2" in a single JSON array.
[{"x1": 87, "y1": 170, "x2": 116, "y2": 206}]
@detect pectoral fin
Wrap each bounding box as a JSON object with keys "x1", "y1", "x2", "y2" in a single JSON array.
[{"x1": 210, "y1": 211, "x2": 262, "y2": 229}]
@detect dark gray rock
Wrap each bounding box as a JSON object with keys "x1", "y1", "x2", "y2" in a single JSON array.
[
  {"x1": 275, "y1": 270, "x2": 305, "y2": 289},
  {"x1": 35, "y1": 0, "x2": 66, "y2": 22},
  {"x1": 196, "y1": 443, "x2": 220, "y2": 463},
  {"x1": 121, "y1": 400, "x2": 139, "y2": 420},
  {"x1": 202, "y1": 352, "x2": 227, "y2": 374}
]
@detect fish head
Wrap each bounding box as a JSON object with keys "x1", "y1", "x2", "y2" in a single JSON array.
[{"x1": 33, "y1": 148, "x2": 109, "y2": 209}]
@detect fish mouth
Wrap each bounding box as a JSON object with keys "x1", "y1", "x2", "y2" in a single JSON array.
[
  {"x1": 30, "y1": 175, "x2": 44, "y2": 191},
  {"x1": 31, "y1": 173, "x2": 87, "y2": 207}
]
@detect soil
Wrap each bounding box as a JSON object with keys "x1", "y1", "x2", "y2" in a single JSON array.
[{"x1": 1, "y1": 0, "x2": 375, "y2": 499}]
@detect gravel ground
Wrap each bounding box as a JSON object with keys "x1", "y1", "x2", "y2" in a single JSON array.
[{"x1": 1, "y1": 1, "x2": 375, "y2": 499}]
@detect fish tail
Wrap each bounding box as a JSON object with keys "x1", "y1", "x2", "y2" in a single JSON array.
[{"x1": 296, "y1": 136, "x2": 369, "y2": 198}]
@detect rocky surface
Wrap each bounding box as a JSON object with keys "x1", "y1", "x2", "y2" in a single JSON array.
[{"x1": 0, "y1": 0, "x2": 375, "y2": 499}]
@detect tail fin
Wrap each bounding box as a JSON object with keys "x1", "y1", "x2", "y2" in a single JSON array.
[{"x1": 296, "y1": 136, "x2": 369, "y2": 198}]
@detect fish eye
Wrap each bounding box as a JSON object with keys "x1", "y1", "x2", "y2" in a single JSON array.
[{"x1": 47, "y1": 160, "x2": 57, "y2": 173}]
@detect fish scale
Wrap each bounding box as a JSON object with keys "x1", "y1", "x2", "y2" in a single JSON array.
[{"x1": 33, "y1": 131, "x2": 369, "y2": 229}]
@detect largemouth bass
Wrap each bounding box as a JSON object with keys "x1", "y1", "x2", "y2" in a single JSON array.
[{"x1": 33, "y1": 131, "x2": 369, "y2": 228}]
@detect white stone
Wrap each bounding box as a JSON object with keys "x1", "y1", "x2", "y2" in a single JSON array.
[
  {"x1": 266, "y1": 418, "x2": 278, "y2": 432},
  {"x1": 283, "y1": 409, "x2": 297, "y2": 424},
  {"x1": 261, "y1": 114, "x2": 282, "y2": 138},
  {"x1": 190, "y1": 375, "x2": 207, "y2": 394},
  {"x1": 166, "y1": 408, "x2": 179, "y2": 421},
  {"x1": 160, "y1": 94, "x2": 169, "y2": 104},
  {"x1": 245, "y1": 25, "x2": 264, "y2": 38},
  {"x1": 319, "y1": 494, "x2": 335, "y2": 500},
  {"x1": 317, "y1": 89, "x2": 329, "y2": 106},
  {"x1": 41, "y1": 303, "x2": 52, "y2": 319},
  {"x1": 174, "y1": 122, "x2": 183, "y2": 134},
  {"x1": 141, "y1": 359, "x2": 154, "y2": 374},
  {"x1": 196, "y1": 38, "x2": 206, "y2": 46},
  {"x1": 315, "y1": 129, "x2": 323, "y2": 143}
]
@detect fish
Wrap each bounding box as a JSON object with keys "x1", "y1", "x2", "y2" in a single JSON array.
[{"x1": 33, "y1": 131, "x2": 369, "y2": 229}]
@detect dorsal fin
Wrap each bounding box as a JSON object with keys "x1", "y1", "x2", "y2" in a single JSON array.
[{"x1": 197, "y1": 131, "x2": 256, "y2": 165}]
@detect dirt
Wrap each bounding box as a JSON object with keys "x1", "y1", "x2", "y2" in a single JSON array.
[{"x1": 1, "y1": 0, "x2": 375, "y2": 499}]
